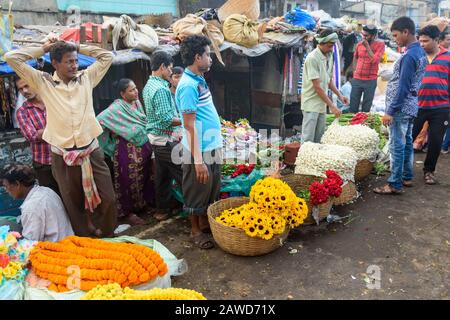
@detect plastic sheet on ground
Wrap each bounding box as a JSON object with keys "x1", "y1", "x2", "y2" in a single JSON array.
[
  {"x1": 23, "y1": 237, "x2": 187, "y2": 300},
  {"x1": 220, "y1": 169, "x2": 265, "y2": 196},
  {"x1": 0, "y1": 281, "x2": 25, "y2": 300}
]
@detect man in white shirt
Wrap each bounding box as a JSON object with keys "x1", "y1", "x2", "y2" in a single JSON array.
[{"x1": 0, "y1": 164, "x2": 73, "y2": 242}]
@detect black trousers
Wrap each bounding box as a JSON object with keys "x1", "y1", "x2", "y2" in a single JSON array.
[
  {"x1": 152, "y1": 142, "x2": 183, "y2": 210},
  {"x1": 412, "y1": 108, "x2": 449, "y2": 173},
  {"x1": 33, "y1": 161, "x2": 60, "y2": 195}
]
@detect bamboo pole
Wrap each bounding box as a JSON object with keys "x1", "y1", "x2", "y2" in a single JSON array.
[{"x1": 92, "y1": 25, "x2": 98, "y2": 43}]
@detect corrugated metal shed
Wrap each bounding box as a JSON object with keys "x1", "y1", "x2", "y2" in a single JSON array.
[{"x1": 56, "y1": 0, "x2": 178, "y2": 16}]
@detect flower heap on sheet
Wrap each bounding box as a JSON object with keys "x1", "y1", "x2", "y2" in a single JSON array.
[
  {"x1": 216, "y1": 177, "x2": 308, "y2": 240},
  {"x1": 321, "y1": 122, "x2": 380, "y2": 161},
  {"x1": 221, "y1": 118, "x2": 258, "y2": 162},
  {"x1": 29, "y1": 236, "x2": 168, "y2": 292},
  {"x1": 0, "y1": 226, "x2": 36, "y2": 288},
  {"x1": 295, "y1": 142, "x2": 358, "y2": 182},
  {"x1": 81, "y1": 283, "x2": 206, "y2": 300}
]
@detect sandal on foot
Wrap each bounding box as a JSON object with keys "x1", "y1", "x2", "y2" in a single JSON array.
[
  {"x1": 153, "y1": 212, "x2": 170, "y2": 222},
  {"x1": 402, "y1": 180, "x2": 414, "y2": 188},
  {"x1": 190, "y1": 233, "x2": 214, "y2": 250},
  {"x1": 127, "y1": 213, "x2": 148, "y2": 226},
  {"x1": 424, "y1": 172, "x2": 437, "y2": 185},
  {"x1": 373, "y1": 184, "x2": 402, "y2": 195},
  {"x1": 201, "y1": 227, "x2": 212, "y2": 234}
]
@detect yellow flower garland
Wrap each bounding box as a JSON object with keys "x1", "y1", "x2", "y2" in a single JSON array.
[
  {"x1": 216, "y1": 177, "x2": 308, "y2": 240},
  {"x1": 81, "y1": 283, "x2": 206, "y2": 300}
]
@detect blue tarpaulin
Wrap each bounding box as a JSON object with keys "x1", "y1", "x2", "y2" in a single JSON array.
[{"x1": 0, "y1": 53, "x2": 95, "y2": 76}]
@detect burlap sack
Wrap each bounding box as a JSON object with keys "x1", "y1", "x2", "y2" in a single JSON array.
[
  {"x1": 104, "y1": 15, "x2": 158, "y2": 52},
  {"x1": 222, "y1": 14, "x2": 259, "y2": 48},
  {"x1": 172, "y1": 14, "x2": 225, "y2": 65}
]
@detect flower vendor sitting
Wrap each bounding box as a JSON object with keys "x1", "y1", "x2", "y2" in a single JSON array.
[{"x1": 0, "y1": 164, "x2": 73, "y2": 242}]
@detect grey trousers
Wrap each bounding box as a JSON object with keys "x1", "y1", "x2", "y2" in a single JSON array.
[
  {"x1": 182, "y1": 148, "x2": 222, "y2": 216},
  {"x1": 301, "y1": 111, "x2": 326, "y2": 143},
  {"x1": 349, "y1": 79, "x2": 378, "y2": 113}
]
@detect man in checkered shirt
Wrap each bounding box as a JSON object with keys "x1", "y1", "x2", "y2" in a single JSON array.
[
  {"x1": 144, "y1": 51, "x2": 183, "y2": 221},
  {"x1": 15, "y1": 76, "x2": 59, "y2": 194}
]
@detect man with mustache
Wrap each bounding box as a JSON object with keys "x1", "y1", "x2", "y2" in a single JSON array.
[{"x1": 15, "y1": 76, "x2": 59, "y2": 194}]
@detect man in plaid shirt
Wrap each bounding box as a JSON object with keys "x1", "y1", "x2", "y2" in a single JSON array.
[
  {"x1": 144, "y1": 51, "x2": 182, "y2": 221},
  {"x1": 349, "y1": 25, "x2": 385, "y2": 113},
  {"x1": 15, "y1": 77, "x2": 59, "y2": 194}
]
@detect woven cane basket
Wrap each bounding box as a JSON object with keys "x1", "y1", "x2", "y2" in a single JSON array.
[
  {"x1": 207, "y1": 197, "x2": 289, "y2": 257},
  {"x1": 303, "y1": 198, "x2": 333, "y2": 225},
  {"x1": 280, "y1": 174, "x2": 322, "y2": 192},
  {"x1": 355, "y1": 160, "x2": 374, "y2": 181},
  {"x1": 333, "y1": 181, "x2": 358, "y2": 206},
  {"x1": 280, "y1": 174, "x2": 332, "y2": 225},
  {"x1": 218, "y1": 0, "x2": 260, "y2": 23}
]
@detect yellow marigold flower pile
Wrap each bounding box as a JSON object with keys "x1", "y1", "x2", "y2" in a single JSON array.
[
  {"x1": 81, "y1": 283, "x2": 206, "y2": 300},
  {"x1": 216, "y1": 177, "x2": 308, "y2": 240},
  {"x1": 29, "y1": 236, "x2": 168, "y2": 292}
]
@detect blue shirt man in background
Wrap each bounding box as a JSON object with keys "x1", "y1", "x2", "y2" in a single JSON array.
[{"x1": 176, "y1": 35, "x2": 223, "y2": 249}]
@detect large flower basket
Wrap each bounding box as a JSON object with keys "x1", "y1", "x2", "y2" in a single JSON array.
[
  {"x1": 355, "y1": 160, "x2": 374, "y2": 181},
  {"x1": 303, "y1": 198, "x2": 333, "y2": 225},
  {"x1": 280, "y1": 173, "x2": 322, "y2": 193},
  {"x1": 333, "y1": 181, "x2": 358, "y2": 206},
  {"x1": 207, "y1": 197, "x2": 289, "y2": 257}
]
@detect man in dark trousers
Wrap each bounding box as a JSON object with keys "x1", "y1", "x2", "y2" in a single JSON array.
[
  {"x1": 350, "y1": 25, "x2": 385, "y2": 113},
  {"x1": 413, "y1": 25, "x2": 450, "y2": 184}
]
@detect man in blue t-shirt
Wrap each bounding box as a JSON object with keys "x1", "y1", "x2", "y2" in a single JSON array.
[{"x1": 176, "y1": 35, "x2": 223, "y2": 249}]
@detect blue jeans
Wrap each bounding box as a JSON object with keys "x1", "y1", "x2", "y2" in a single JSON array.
[
  {"x1": 442, "y1": 125, "x2": 450, "y2": 151},
  {"x1": 387, "y1": 112, "x2": 414, "y2": 190}
]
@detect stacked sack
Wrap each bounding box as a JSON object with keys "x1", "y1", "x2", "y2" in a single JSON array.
[{"x1": 223, "y1": 14, "x2": 260, "y2": 48}]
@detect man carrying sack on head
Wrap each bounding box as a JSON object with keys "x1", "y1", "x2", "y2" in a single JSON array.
[
  {"x1": 5, "y1": 38, "x2": 117, "y2": 237},
  {"x1": 301, "y1": 30, "x2": 349, "y2": 143}
]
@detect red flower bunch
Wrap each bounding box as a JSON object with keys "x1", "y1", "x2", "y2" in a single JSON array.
[
  {"x1": 231, "y1": 164, "x2": 255, "y2": 178},
  {"x1": 323, "y1": 170, "x2": 343, "y2": 198},
  {"x1": 309, "y1": 182, "x2": 330, "y2": 206},
  {"x1": 220, "y1": 192, "x2": 230, "y2": 199},
  {"x1": 0, "y1": 254, "x2": 10, "y2": 268},
  {"x1": 350, "y1": 112, "x2": 369, "y2": 125}
]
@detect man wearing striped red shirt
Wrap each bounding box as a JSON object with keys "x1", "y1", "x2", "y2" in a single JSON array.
[
  {"x1": 414, "y1": 25, "x2": 450, "y2": 185},
  {"x1": 15, "y1": 77, "x2": 59, "y2": 194}
]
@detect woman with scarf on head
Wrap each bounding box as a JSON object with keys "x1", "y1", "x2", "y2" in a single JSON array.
[
  {"x1": 301, "y1": 29, "x2": 348, "y2": 143},
  {"x1": 97, "y1": 79, "x2": 155, "y2": 226}
]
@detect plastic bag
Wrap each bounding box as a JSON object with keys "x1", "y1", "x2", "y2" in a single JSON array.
[
  {"x1": 223, "y1": 14, "x2": 259, "y2": 48},
  {"x1": 284, "y1": 8, "x2": 316, "y2": 31},
  {"x1": 221, "y1": 169, "x2": 265, "y2": 196},
  {"x1": 23, "y1": 237, "x2": 187, "y2": 300},
  {"x1": 0, "y1": 281, "x2": 25, "y2": 300},
  {"x1": 104, "y1": 15, "x2": 158, "y2": 52}
]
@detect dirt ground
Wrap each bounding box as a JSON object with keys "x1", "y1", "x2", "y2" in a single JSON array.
[{"x1": 120, "y1": 153, "x2": 449, "y2": 300}]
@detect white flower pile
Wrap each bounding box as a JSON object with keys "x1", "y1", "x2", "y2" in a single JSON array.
[
  {"x1": 321, "y1": 123, "x2": 380, "y2": 161},
  {"x1": 295, "y1": 142, "x2": 358, "y2": 182}
]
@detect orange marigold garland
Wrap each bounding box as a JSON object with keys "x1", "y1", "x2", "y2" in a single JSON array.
[{"x1": 29, "y1": 236, "x2": 168, "y2": 292}]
